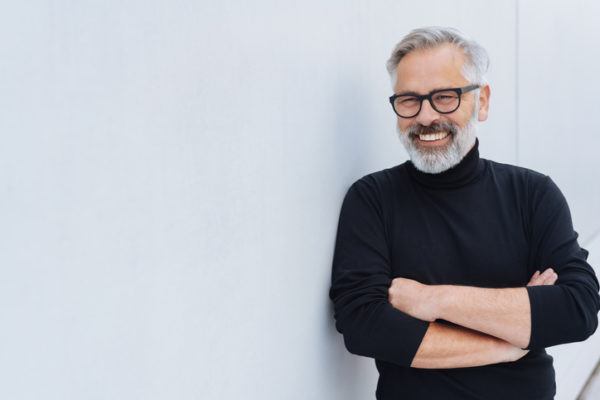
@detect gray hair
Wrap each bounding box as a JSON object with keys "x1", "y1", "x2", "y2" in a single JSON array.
[{"x1": 386, "y1": 26, "x2": 489, "y2": 88}]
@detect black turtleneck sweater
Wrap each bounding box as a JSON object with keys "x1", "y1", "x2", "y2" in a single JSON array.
[{"x1": 329, "y1": 138, "x2": 600, "y2": 400}]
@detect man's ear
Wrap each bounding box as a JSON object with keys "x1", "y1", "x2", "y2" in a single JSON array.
[{"x1": 477, "y1": 84, "x2": 491, "y2": 122}]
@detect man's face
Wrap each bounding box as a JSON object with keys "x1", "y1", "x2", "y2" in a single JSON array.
[{"x1": 393, "y1": 43, "x2": 490, "y2": 173}]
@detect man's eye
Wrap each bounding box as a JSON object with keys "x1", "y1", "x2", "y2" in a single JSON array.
[{"x1": 399, "y1": 97, "x2": 419, "y2": 105}]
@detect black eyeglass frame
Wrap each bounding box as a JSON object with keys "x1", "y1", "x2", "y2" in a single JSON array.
[{"x1": 388, "y1": 84, "x2": 480, "y2": 118}]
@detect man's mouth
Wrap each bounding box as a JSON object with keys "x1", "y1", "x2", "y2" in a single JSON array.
[{"x1": 415, "y1": 131, "x2": 451, "y2": 142}]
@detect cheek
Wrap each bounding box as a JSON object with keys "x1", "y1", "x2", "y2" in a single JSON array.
[
  {"x1": 397, "y1": 119, "x2": 413, "y2": 132},
  {"x1": 445, "y1": 114, "x2": 468, "y2": 129},
  {"x1": 455, "y1": 102, "x2": 476, "y2": 124}
]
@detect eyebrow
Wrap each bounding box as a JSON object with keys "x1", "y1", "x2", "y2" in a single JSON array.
[{"x1": 395, "y1": 87, "x2": 454, "y2": 96}]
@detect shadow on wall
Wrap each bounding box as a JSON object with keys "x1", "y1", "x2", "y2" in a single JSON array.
[
  {"x1": 326, "y1": 77, "x2": 382, "y2": 189},
  {"x1": 318, "y1": 77, "x2": 381, "y2": 399}
]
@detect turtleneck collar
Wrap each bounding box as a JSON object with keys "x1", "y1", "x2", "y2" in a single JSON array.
[{"x1": 405, "y1": 137, "x2": 486, "y2": 189}]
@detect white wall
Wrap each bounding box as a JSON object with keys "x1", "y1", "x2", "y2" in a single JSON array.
[
  {"x1": 0, "y1": 1, "x2": 597, "y2": 399},
  {"x1": 517, "y1": 1, "x2": 600, "y2": 399}
]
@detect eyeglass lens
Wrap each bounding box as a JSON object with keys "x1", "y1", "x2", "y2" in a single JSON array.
[{"x1": 393, "y1": 90, "x2": 460, "y2": 117}]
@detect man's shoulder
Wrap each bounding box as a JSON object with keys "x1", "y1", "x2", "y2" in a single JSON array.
[
  {"x1": 350, "y1": 162, "x2": 409, "y2": 192},
  {"x1": 341, "y1": 163, "x2": 410, "y2": 209},
  {"x1": 484, "y1": 158, "x2": 550, "y2": 187}
]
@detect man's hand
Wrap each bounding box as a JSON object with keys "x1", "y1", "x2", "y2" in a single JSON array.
[
  {"x1": 388, "y1": 277, "x2": 439, "y2": 322},
  {"x1": 388, "y1": 268, "x2": 558, "y2": 323},
  {"x1": 527, "y1": 268, "x2": 557, "y2": 286}
]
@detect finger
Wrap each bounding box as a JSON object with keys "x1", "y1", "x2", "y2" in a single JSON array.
[
  {"x1": 543, "y1": 267, "x2": 555, "y2": 276},
  {"x1": 527, "y1": 270, "x2": 540, "y2": 285},
  {"x1": 542, "y1": 272, "x2": 558, "y2": 285},
  {"x1": 531, "y1": 270, "x2": 540, "y2": 280},
  {"x1": 540, "y1": 276, "x2": 552, "y2": 285},
  {"x1": 536, "y1": 269, "x2": 553, "y2": 283},
  {"x1": 527, "y1": 278, "x2": 542, "y2": 287}
]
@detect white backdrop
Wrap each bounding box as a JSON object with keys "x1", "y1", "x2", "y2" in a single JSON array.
[{"x1": 0, "y1": 1, "x2": 598, "y2": 399}]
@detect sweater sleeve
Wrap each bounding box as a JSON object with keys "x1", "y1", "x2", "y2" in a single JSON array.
[
  {"x1": 328, "y1": 177, "x2": 430, "y2": 367},
  {"x1": 524, "y1": 175, "x2": 600, "y2": 350}
]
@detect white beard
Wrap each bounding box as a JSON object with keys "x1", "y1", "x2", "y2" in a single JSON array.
[{"x1": 397, "y1": 113, "x2": 479, "y2": 174}]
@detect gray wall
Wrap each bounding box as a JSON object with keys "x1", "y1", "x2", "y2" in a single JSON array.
[{"x1": 0, "y1": 1, "x2": 598, "y2": 399}]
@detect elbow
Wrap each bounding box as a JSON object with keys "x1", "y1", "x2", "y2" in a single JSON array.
[
  {"x1": 342, "y1": 330, "x2": 362, "y2": 356},
  {"x1": 338, "y1": 318, "x2": 371, "y2": 358},
  {"x1": 572, "y1": 286, "x2": 600, "y2": 342},
  {"x1": 572, "y1": 313, "x2": 598, "y2": 343},
  {"x1": 332, "y1": 309, "x2": 364, "y2": 356},
  {"x1": 527, "y1": 282, "x2": 600, "y2": 349},
  {"x1": 332, "y1": 301, "x2": 382, "y2": 359},
  {"x1": 587, "y1": 313, "x2": 599, "y2": 338},
  {"x1": 332, "y1": 300, "x2": 427, "y2": 367},
  {"x1": 341, "y1": 328, "x2": 414, "y2": 368},
  {"x1": 335, "y1": 313, "x2": 420, "y2": 368},
  {"x1": 579, "y1": 304, "x2": 599, "y2": 341}
]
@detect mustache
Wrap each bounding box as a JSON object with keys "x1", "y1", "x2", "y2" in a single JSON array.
[{"x1": 406, "y1": 121, "x2": 458, "y2": 138}]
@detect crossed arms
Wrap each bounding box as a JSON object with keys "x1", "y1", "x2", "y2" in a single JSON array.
[
  {"x1": 388, "y1": 269, "x2": 556, "y2": 369},
  {"x1": 329, "y1": 177, "x2": 600, "y2": 370}
]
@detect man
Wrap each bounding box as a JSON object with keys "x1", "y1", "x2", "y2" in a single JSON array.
[{"x1": 328, "y1": 27, "x2": 600, "y2": 399}]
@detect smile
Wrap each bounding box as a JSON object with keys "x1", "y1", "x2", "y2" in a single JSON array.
[{"x1": 418, "y1": 131, "x2": 450, "y2": 142}]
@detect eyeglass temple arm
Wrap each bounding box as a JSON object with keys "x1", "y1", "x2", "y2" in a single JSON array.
[{"x1": 460, "y1": 84, "x2": 480, "y2": 94}]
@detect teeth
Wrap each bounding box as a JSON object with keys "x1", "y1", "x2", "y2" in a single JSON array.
[{"x1": 418, "y1": 131, "x2": 449, "y2": 142}]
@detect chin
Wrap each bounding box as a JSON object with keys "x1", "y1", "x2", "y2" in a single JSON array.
[{"x1": 406, "y1": 135, "x2": 463, "y2": 174}]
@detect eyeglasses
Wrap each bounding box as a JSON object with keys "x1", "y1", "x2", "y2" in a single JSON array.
[{"x1": 389, "y1": 84, "x2": 479, "y2": 118}]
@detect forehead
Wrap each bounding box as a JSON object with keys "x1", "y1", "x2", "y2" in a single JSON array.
[{"x1": 394, "y1": 43, "x2": 469, "y2": 93}]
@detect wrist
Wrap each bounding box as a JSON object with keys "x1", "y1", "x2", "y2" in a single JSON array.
[
  {"x1": 429, "y1": 285, "x2": 448, "y2": 320},
  {"x1": 426, "y1": 284, "x2": 448, "y2": 321},
  {"x1": 498, "y1": 340, "x2": 529, "y2": 363}
]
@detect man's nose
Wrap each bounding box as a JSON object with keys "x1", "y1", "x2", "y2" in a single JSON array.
[{"x1": 415, "y1": 99, "x2": 440, "y2": 126}]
